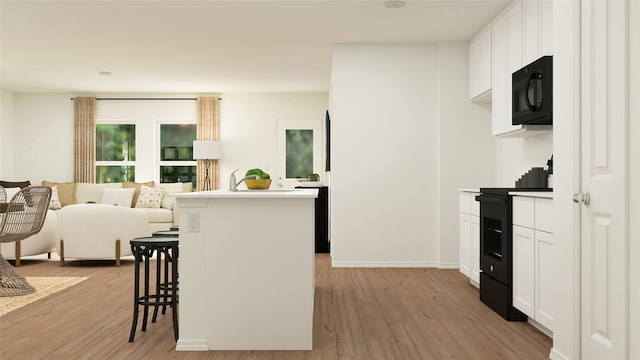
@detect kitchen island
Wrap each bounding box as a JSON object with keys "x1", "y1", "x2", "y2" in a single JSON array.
[{"x1": 174, "y1": 189, "x2": 318, "y2": 351}]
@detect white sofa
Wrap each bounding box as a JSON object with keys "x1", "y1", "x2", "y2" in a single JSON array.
[
  {"x1": 0, "y1": 181, "x2": 192, "y2": 265},
  {"x1": 69, "y1": 182, "x2": 192, "y2": 234},
  {"x1": 56, "y1": 204, "x2": 149, "y2": 266},
  {"x1": 42, "y1": 181, "x2": 192, "y2": 236},
  {"x1": 0, "y1": 209, "x2": 58, "y2": 266}
]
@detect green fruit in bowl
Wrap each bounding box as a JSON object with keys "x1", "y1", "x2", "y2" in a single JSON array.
[{"x1": 246, "y1": 168, "x2": 270, "y2": 180}]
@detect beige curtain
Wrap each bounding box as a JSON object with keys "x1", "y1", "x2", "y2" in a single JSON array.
[
  {"x1": 73, "y1": 97, "x2": 96, "y2": 183},
  {"x1": 196, "y1": 97, "x2": 220, "y2": 189}
]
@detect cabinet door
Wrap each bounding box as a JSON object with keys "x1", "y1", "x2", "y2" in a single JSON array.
[
  {"x1": 491, "y1": 16, "x2": 507, "y2": 136},
  {"x1": 469, "y1": 28, "x2": 492, "y2": 101},
  {"x1": 523, "y1": 0, "x2": 540, "y2": 65},
  {"x1": 513, "y1": 224, "x2": 535, "y2": 318},
  {"x1": 536, "y1": 229, "x2": 554, "y2": 330},
  {"x1": 470, "y1": 214, "x2": 481, "y2": 287},
  {"x1": 459, "y1": 213, "x2": 471, "y2": 277},
  {"x1": 505, "y1": 2, "x2": 524, "y2": 134},
  {"x1": 539, "y1": 0, "x2": 553, "y2": 57}
]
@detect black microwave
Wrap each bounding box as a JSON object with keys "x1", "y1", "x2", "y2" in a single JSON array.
[{"x1": 512, "y1": 55, "x2": 552, "y2": 126}]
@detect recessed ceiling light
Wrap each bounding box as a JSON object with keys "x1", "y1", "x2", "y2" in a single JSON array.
[
  {"x1": 383, "y1": 0, "x2": 406, "y2": 9},
  {"x1": 98, "y1": 71, "x2": 112, "y2": 76}
]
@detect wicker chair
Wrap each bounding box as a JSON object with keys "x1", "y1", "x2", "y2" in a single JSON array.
[{"x1": 0, "y1": 186, "x2": 51, "y2": 296}]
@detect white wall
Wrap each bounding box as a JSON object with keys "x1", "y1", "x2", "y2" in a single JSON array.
[
  {"x1": 495, "y1": 133, "x2": 553, "y2": 187},
  {"x1": 329, "y1": 43, "x2": 494, "y2": 267},
  {"x1": 218, "y1": 93, "x2": 327, "y2": 188},
  {"x1": 1, "y1": 93, "x2": 327, "y2": 187},
  {"x1": 0, "y1": 90, "x2": 15, "y2": 179},
  {"x1": 437, "y1": 42, "x2": 495, "y2": 267}
]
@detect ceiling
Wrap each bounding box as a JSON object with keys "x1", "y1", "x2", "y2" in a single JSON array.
[{"x1": 0, "y1": 0, "x2": 510, "y2": 94}]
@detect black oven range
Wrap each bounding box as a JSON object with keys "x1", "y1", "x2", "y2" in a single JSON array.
[{"x1": 475, "y1": 187, "x2": 550, "y2": 321}]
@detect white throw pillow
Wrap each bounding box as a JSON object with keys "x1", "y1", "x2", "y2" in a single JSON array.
[
  {"x1": 99, "y1": 188, "x2": 135, "y2": 207},
  {"x1": 4, "y1": 187, "x2": 20, "y2": 201},
  {"x1": 135, "y1": 185, "x2": 164, "y2": 209},
  {"x1": 49, "y1": 185, "x2": 62, "y2": 210}
]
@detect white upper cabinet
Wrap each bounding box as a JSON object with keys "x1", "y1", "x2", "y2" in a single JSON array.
[
  {"x1": 523, "y1": 0, "x2": 554, "y2": 66},
  {"x1": 468, "y1": 28, "x2": 492, "y2": 101},
  {"x1": 476, "y1": 0, "x2": 553, "y2": 138}
]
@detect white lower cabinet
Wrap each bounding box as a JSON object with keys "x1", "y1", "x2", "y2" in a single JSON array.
[
  {"x1": 512, "y1": 196, "x2": 554, "y2": 333},
  {"x1": 459, "y1": 191, "x2": 480, "y2": 288}
]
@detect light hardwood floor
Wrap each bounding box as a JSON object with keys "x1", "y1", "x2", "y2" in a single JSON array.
[{"x1": 0, "y1": 254, "x2": 551, "y2": 359}]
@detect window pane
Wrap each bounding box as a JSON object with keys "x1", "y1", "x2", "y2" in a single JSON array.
[
  {"x1": 96, "y1": 124, "x2": 135, "y2": 161},
  {"x1": 96, "y1": 166, "x2": 135, "y2": 183},
  {"x1": 160, "y1": 166, "x2": 196, "y2": 185},
  {"x1": 161, "y1": 124, "x2": 196, "y2": 161},
  {"x1": 286, "y1": 129, "x2": 313, "y2": 178}
]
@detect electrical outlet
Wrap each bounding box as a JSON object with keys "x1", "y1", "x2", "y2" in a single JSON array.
[{"x1": 187, "y1": 213, "x2": 199, "y2": 232}]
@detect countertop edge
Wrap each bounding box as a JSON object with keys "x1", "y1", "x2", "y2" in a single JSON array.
[
  {"x1": 509, "y1": 191, "x2": 554, "y2": 199},
  {"x1": 175, "y1": 189, "x2": 319, "y2": 199},
  {"x1": 457, "y1": 188, "x2": 480, "y2": 193}
]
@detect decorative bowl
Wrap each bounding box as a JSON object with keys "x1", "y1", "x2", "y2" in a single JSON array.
[{"x1": 245, "y1": 179, "x2": 272, "y2": 190}]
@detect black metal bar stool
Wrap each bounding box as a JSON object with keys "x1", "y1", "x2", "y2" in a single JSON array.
[
  {"x1": 129, "y1": 237, "x2": 179, "y2": 342},
  {"x1": 151, "y1": 229, "x2": 179, "y2": 318}
]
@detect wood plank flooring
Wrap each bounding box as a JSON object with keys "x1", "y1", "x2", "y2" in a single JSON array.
[{"x1": 0, "y1": 254, "x2": 551, "y2": 359}]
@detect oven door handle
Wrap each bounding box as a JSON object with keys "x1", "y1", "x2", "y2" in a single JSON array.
[{"x1": 475, "y1": 194, "x2": 507, "y2": 205}]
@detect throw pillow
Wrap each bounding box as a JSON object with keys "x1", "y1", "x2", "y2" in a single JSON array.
[
  {"x1": 99, "y1": 188, "x2": 135, "y2": 207},
  {"x1": 135, "y1": 185, "x2": 164, "y2": 208},
  {"x1": 123, "y1": 181, "x2": 155, "y2": 207},
  {"x1": 41, "y1": 181, "x2": 76, "y2": 207},
  {"x1": 49, "y1": 185, "x2": 62, "y2": 210},
  {"x1": 3, "y1": 187, "x2": 21, "y2": 201}
]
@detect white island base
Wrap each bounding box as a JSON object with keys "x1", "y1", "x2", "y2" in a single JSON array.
[{"x1": 174, "y1": 189, "x2": 318, "y2": 351}]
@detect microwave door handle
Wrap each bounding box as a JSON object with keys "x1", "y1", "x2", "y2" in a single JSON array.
[{"x1": 525, "y1": 73, "x2": 543, "y2": 112}]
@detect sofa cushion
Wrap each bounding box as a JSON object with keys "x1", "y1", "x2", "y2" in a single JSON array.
[
  {"x1": 76, "y1": 182, "x2": 121, "y2": 204},
  {"x1": 159, "y1": 182, "x2": 188, "y2": 210},
  {"x1": 123, "y1": 181, "x2": 155, "y2": 207},
  {"x1": 0, "y1": 180, "x2": 31, "y2": 189},
  {"x1": 137, "y1": 208, "x2": 173, "y2": 223},
  {"x1": 135, "y1": 185, "x2": 163, "y2": 209},
  {"x1": 99, "y1": 188, "x2": 135, "y2": 207},
  {"x1": 49, "y1": 186, "x2": 62, "y2": 210},
  {"x1": 3, "y1": 187, "x2": 21, "y2": 201},
  {"x1": 42, "y1": 181, "x2": 76, "y2": 207}
]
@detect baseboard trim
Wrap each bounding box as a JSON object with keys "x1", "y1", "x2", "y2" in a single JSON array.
[
  {"x1": 549, "y1": 348, "x2": 570, "y2": 360},
  {"x1": 437, "y1": 262, "x2": 459, "y2": 269},
  {"x1": 331, "y1": 260, "x2": 438, "y2": 268},
  {"x1": 175, "y1": 339, "x2": 209, "y2": 351}
]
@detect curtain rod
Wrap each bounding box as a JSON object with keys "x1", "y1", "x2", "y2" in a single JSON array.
[{"x1": 70, "y1": 97, "x2": 221, "y2": 101}]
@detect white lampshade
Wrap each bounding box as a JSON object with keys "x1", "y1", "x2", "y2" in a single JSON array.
[{"x1": 193, "y1": 140, "x2": 222, "y2": 160}]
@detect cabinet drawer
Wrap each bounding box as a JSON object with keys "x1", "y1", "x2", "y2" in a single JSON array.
[
  {"x1": 513, "y1": 197, "x2": 534, "y2": 228},
  {"x1": 459, "y1": 193, "x2": 470, "y2": 214},
  {"x1": 535, "y1": 198, "x2": 553, "y2": 233},
  {"x1": 471, "y1": 195, "x2": 480, "y2": 216}
]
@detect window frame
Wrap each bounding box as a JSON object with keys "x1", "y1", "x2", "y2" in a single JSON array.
[
  {"x1": 155, "y1": 119, "x2": 197, "y2": 184},
  {"x1": 95, "y1": 119, "x2": 137, "y2": 183}
]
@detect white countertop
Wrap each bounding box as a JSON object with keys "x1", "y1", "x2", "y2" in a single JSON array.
[
  {"x1": 175, "y1": 188, "x2": 318, "y2": 199},
  {"x1": 457, "y1": 188, "x2": 480, "y2": 193},
  {"x1": 509, "y1": 191, "x2": 553, "y2": 199}
]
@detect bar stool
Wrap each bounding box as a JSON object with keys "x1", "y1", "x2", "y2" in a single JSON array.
[
  {"x1": 128, "y1": 237, "x2": 179, "y2": 342},
  {"x1": 151, "y1": 229, "x2": 179, "y2": 317}
]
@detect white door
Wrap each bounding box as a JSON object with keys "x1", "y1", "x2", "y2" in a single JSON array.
[
  {"x1": 580, "y1": 0, "x2": 630, "y2": 358},
  {"x1": 275, "y1": 118, "x2": 323, "y2": 189}
]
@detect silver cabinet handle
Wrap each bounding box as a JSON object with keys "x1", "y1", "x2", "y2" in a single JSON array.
[{"x1": 573, "y1": 191, "x2": 590, "y2": 205}]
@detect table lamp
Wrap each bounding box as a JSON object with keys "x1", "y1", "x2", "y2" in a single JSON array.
[{"x1": 193, "y1": 140, "x2": 222, "y2": 191}]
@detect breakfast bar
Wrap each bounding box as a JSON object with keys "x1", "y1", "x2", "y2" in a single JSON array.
[{"x1": 174, "y1": 189, "x2": 318, "y2": 351}]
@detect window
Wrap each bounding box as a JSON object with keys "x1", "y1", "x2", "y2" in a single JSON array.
[
  {"x1": 158, "y1": 123, "x2": 197, "y2": 186},
  {"x1": 286, "y1": 129, "x2": 314, "y2": 178},
  {"x1": 96, "y1": 123, "x2": 136, "y2": 183}
]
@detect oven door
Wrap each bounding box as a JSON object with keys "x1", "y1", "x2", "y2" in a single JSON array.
[{"x1": 476, "y1": 194, "x2": 512, "y2": 285}]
